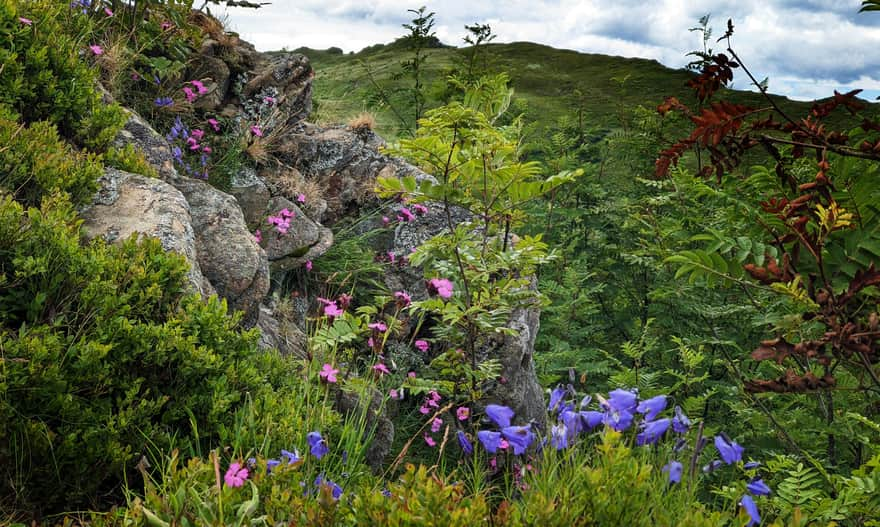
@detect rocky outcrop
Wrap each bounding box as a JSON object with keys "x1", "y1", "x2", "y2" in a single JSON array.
[
  {"x1": 275, "y1": 123, "x2": 429, "y2": 225},
  {"x1": 242, "y1": 53, "x2": 313, "y2": 125},
  {"x1": 81, "y1": 168, "x2": 215, "y2": 298}
]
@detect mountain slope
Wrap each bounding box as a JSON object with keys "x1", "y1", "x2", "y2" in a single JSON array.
[{"x1": 297, "y1": 40, "x2": 844, "y2": 142}]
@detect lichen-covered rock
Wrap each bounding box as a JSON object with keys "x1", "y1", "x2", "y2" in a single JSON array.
[
  {"x1": 112, "y1": 109, "x2": 178, "y2": 181},
  {"x1": 228, "y1": 167, "x2": 271, "y2": 228},
  {"x1": 187, "y1": 53, "x2": 230, "y2": 112},
  {"x1": 81, "y1": 168, "x2": 215, "y2": 297},
  {"x1": 261, "y1": 197, "x2": 333, "y2": 271},
  {"x1": 174, "y1": 178, "x2": 269, "y2": 328},
  {"x1": 243, "y1": 53, "x2": 313, "y2": 124},
  {"x1": 277, "y1": 123, "x2": 429, "y2": 225},
  {"x1": 482, "y1": 299, "x2": 547, "y2": 428},
  {"x1": 256, "y1": 304, "x2": 307, "y2": 357}
]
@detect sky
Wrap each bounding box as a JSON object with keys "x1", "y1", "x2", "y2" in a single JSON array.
[{"x1": 218, "y1": 0, "x2": 880, "y2": 101}]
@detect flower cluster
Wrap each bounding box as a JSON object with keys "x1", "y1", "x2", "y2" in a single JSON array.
[
  {"x1": 475, "y1": 404, "x2": 535, "y2": 455},
  {"x1": 267, "y1": 208, "x2": 295, "y2": 234},
  {"x1": 166, "y1": 116, "x2": 214, "y2": 180},
  {"x1": 427, "y1": 278, "x2": 454, "y2": 299}
]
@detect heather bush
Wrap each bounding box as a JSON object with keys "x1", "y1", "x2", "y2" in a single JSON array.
[
  {"x1": 0, "y1": 105, "x2": 104, "y2": 206},
  {"x1": 0, "y1": 194, "x2": 276, "y2": 514},
  {"x1": 0, "y1": 0, "x2": 126, "y2": 150}
]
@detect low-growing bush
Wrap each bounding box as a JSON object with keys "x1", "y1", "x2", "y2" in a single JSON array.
[
  {"x1": 0, "y1": 0, "x2": 125, "y2": 150},
  {"x1": 0, "y1": 105, "x2": 103, "y2": 206},
  {"x1": 0, "y1": 194, "x2": 269, "y2": 514}
]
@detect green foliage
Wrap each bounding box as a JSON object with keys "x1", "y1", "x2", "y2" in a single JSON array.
[
  {"x1": 0, "y1": 194, "x2": 267, "y2": 514},
  {"x1": 349, "y1": 465, "x2": 489, "y2": 526},
  {"x1": 513, "y1": 432, "x2": 737, "y2": 526},
  {"x1": 104, "y1": 143, "x2": 160, "y2": 178},
  {"x1": 0, "y1": 105, "x2": 104, "y2": 207},
  {"x1": 0, "y1": 0, "x2": 125, "y2": 148},
  {"x1": 378, "y1": 74, "x2": 578, "y2": 398}
]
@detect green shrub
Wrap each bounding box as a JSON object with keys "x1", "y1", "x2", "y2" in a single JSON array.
[
  {"x1": 0, "y1": 193, "x2": 267, "y2": 515},
  {"x1": 0, "y1": 105, "x2": 103, "y2": 206},
  {"x1": 104, "y1": 143, "x2": 159, "y2": 179},
  {"x1": 0, "y1": 0, "x2": 125, "y2": 149}
]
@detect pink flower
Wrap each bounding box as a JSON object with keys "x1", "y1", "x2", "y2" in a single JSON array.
[
  {"x1": 224, "y1": 462, "x2": 249, "y2": 488},
  {"x1": 373, "y1": 363, "x2": 390, "y2": 376},
  {"x1": 428, "y1": 278, "x2": 454, "y2": 299},
  {"x1": 419, "y1": 405, "x2": 430, "y2": 414},
  {"x1": 182, "y1": 86, "x2": 196, "y2": 102},
  {"x1": 414, "y1": 340, "x2": 429, "y2": 352},
  {"x1": 190, "y1": 79, "x2": 208, "y2": 95},
  {"x1": 160, "y1": 21, "x2": 173, "y2": 31},
  {"x1": 424, "y1": 433, "x2": 436, "y2": 447},
  {"x1": 324, "y1": 302, "x2": 343, "y2": 318},
  {"x1": 279, "y1": 208, "x2": 295, "y2": 219},
  {"x1": 367, "y1": 336, "x2": 375, "y2": 348},
  {"x1": 408, "y1": 371, "x2": 416, "y2": 379},
  {"x1": 250, "y1": 125, "x2": 263, "y2": 137},
  {"x1": 338, "y1": 294, "x2": 353, "y2": 309},
  {"x1": 89, "y1": 44, "x2": 103, "y2": 56},
  {"x1": 186, "y1": 137, "x2": 200, "y2": 150},
  {"x1": 369, "y1": 321, "x2": 387, "y2": 333},
  {"x1": 104, "y1": 7, "x2": 113, "y2": 16},
  {"x1": 499, "y1": 439, "x2": 510, "y2": 450},
  {"x1": 457, "y1": 407, "x2": 470, "y2": 420},
  {"x1": 263, "y1": 96, "x2": 276, "y2": 105},
  {"x1": 412, "y1": 204, "x2": 429, "y2": 215},
  {"x1": 18, "y1": 17, "x2": 32, "y2": 25},
  {"x1": 191, "y1": 129, "x2": 205, "y2": 141},
  {"x1": 394, "y1": 290, "x2": 411, "y2": 307},
  {"x1": 202, "y1": 146, "x2": 212, "y2": 154},
  {"x1": 387, "y1": 251, "x2": 396, "y2": 264},
  {"x1": 207, "y1": 118, "x2": 220, "y2": 132},
  {"x1": 297, "y1": 193, "x2": 306, "y2": 204},
  {"x1": 431, "y1": 418, "x2": 443, "y2": 433},
  {"x1": 305, "y1": 260, "x2": 313, "y2": 271},
  {"x1": 389, "y1": 388, "x2": 399, "y2": 399},
  {"x1": 254, "y1": 229, "x2": 262, "y2": 243},
  {"x1": 319, "y1": 363, "x2": 339, "y2": 383},
  {"x1": 399, "y1": 207, "x2": 416, "y2": 222}
]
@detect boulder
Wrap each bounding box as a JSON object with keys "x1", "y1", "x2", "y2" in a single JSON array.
[
  {"x1": 81, "y1": 168, "x2": 215, "y2": 298},
  {"x1": 261, "y1": 197, "x2": 333, "y2": 272},
  {"x1": 174, "y1": 178, "x2": 269, "y2": 328},
  {"x1": 276, "y1": 123, "x2": 428, "y2": 225}
]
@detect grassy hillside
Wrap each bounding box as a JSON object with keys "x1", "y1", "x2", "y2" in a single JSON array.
[{"x1": 298, "y1": 40, "x2": 846, "y2": 142}]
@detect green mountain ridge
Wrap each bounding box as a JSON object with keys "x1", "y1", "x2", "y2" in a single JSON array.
[{"x1": 295, "y1": 40, "x2": 852, "y2": 142}]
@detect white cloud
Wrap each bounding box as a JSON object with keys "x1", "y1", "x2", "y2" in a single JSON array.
[{"x1": 219, "y1": 0, "x2": 880, "y2": 100}]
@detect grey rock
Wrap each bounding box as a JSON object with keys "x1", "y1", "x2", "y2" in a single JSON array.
[
  {"x1": 482, "y1": 298, "x2": 547, "y2": 428},
  {"x1": 81, "y1": 168, "x2": 214, "y2": 297},
  {"x1": 244, "y1": 53, "x2": 312, "y2": 124},
  {"x1": 229, "y1": 167, "x2": 271, "y2": 228},
  {"x1": 277, "y1": 123, "x2": 428, "y2": 225},
  {"x1": 261, "y1": 197, "x2": 333, "y2": 271},
  {"x1": 113, "y1": 109, "x2": 178, "y2": 181},
  {"x1": 256, "y1": 304, "x2": 307, "y2": 357},
  {"x1": 175, "y1": 178, "x2": 269, "y2": 328}
]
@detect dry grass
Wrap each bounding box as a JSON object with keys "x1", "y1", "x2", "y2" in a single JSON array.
[{"x1": 347, "y1": 112, "x2": 376, "y2": 134}]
